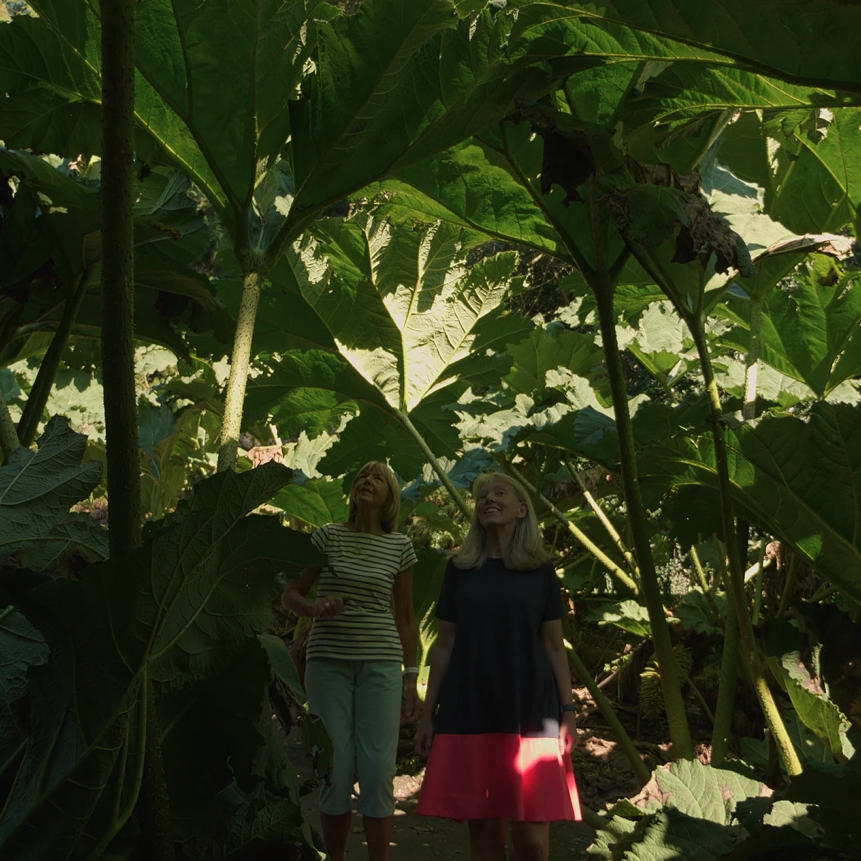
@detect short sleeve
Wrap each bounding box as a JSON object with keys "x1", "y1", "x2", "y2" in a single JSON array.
[
  {"x1": 541, "y1": 564, "x2": 563, "y2": 622},
  {"x1": 398, "y1": 535, "x2": 418, "y2": 573},
  {"x1": 435, "y1": 558, "x2": 459, "y2": 622},
  {"x1": 310, "y1": 523, "x2": 330, "y2": 555}
]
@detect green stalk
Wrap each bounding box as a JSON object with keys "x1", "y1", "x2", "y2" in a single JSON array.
[
  {"x1": 0, "y1": 387, "x2": 20, "y2": 465},
  {"x1": 579, "y1": 184, "x2": 693, "y2": 759},
  {"x1": 777, "y1": 554, "x2": 798, "y2": 619},
  {"x1": 136, "y1": 672, "x2": 174, "y2": 861},
  {"x1": 565, "y1": 457, "x2": 640, "y2": 578},
  {"x1": 101, "y1": 0, "x2": 175, "y2": 854},
  {"x1": 590, "y1": 285, "x2": 694, "y2": 759},
  {"x1": 506, "y1": 464, "x2": 640, "y2": 595},
  {"x1": 565, "y1": 642, "x2": 651, "y2": 785},
  {"x1": 710, "y1": 604, "x2": 740, "y2": 765},
  {"x1": 688, "y1": 319, "x2": 803, "y2": 776},
  {"x1": 397, "y1": 409, "x2": 471, "y2": 519},
  {"x1": 17, "y1": 271, "x2": 93, "y2": 447},
  {"x1": 682, "y1": 110, "x2": 735, "y2": 175},
  {"x1": 100, "y1": 0, "x2": 141, "y2": 560},
  {"x1": 751, "y1": 540, "x2": 766, "y2": 625},
  {"x1": 690, "y1": 545, "x2": 722, "y2": 622},
  {"x1": 743, "y1": 298, "x2": 764, "y2": 421},
  {"x1": 628, "y1": 234, "x2": 801, "y2": 774},
  {"x1": 217, "y1": 271, "x2": 261, "y2": 472}
]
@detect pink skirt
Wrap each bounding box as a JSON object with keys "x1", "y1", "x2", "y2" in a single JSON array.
[{"x1": 416, "y1": 733, "x2": 582, "y2": 822}]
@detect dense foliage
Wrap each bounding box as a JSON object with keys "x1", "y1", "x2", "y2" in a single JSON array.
[{"x1": 0, "y1": 1, "x2": 859, "y2": 859}]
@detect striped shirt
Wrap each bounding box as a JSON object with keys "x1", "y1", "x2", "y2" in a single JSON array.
[{"x1": 306, "y1": 522, "x2": 417, "y2": 662}]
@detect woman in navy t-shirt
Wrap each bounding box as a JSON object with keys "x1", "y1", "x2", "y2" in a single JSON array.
[{"x1": 416, "y1": 472, "x2": 581, "y2": 860}]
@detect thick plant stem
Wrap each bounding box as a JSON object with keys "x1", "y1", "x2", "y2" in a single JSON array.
[
  {"x1": 0, "y1": 388, "x2": 20, "y2": 464},
  {"x1": 743, "y1": 298, "x2": 763, "y2": 421},
  {"x1": 102, "y1": 0, "x2": 174, "y2": 856},
  {"x1": 591, "y1": 285, "x2": 694, "y2": 760},
  {"x1": 711, "y1": 601, "x2": 740, "y2": 765},
  {"x1": 777, "y1": 554, "x2": 798, "y2": 619},
  {"x1": 566, "y1": 458, "x2": 640, "y2": 578},
  {"x1": 101, "y1": 0, "x2": 141, "y2": 560},
  {"x1": 137, "y1": 671, "x2": 175, "y2": 861},
  {"x1": 508, "y1": 464, "x2": 640, "y2": 595},
  {"x1": 689, "y1": 321, "x2": 803, "y2": 776},
  {"x1": 17, "y1": 272, "x2": 93, "y2": 447},
  {"x1": 566, "y1": 643, "x2": 651, "y2": 785},
  {"x1": 217, "y1": 271, "x2": 261, "y2": 472},
  {"x1": 397, "y1": 410, "x2": 471, "y2": 519},
  {"x1": 690, "y1": 545, "x2": 722, "y2": 622}
]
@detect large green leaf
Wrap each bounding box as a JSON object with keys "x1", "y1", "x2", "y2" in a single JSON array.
[
  {"x1": 0, "y1": 416, "x2": 106, "y2": 573},
  {"x1": 271, "y1": 478, "x2": 348, "y2": 530},
  {"x1": 411, "y1": 548, "x2": 449, "y2": 675},
  {"x1": 0, "y1": 608, "x2": 49, "y2": 772},
  {"x1": 376, "y1": 117, "x2": 625, "y2": 273},
  {"x1": 505, "y1": 322, "x2": 605, "y2": 396},
  {"x1": 135, "y1": 0, "x2": 335, "y2": 223},
  {"x1": 294, "y1": 217, "x2": 519, "y2": 411},
  {"x1": 159, "y1": 635, "x2": 304, "y2": 854},
  {"x1": 0, "y1": 1, "x2": 223, "y2": 209},
  {"x1": 509, "y1": 2, "x2": 861, "y2": 94},
  {"x1": 639, "y1": 403, "x2": 861, "y2": 607},
  {"x1": 267, "y1": 216, "x2": 523, "y2": 475},
  {"x1": 787, "y1": 754, "x2": 861, "y2": 850},
  {"x1": 621, "y1": 66, "x2": 861, "y2": 134},
  {"x1": 588, "y1": 759, "x2": 819, "y2": 861},
  {"x1": 0, "y1": 464, "x2": 322, "y2": 858},
  {"x1": 716, "y1": 265, "x2": 861, "y2": 398},
  {"x1": 0, "y1": 149, "x2": 217, "y2": 369},
  {"x1": 720, "y1": 107, "x2": 861, "y2": 235},
  {"x1": 288, "y1": 2, "x2": 555, "y2": 223}
]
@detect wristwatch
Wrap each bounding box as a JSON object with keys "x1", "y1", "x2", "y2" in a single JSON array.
[{"x1": 559, "y1": 703, "x2": 577, "y2": 715}]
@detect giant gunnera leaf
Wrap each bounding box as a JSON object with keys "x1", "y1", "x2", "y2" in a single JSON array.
[
  {"x1": 269, "y1": 215, "x2": 527, "y2": 477},
  {"x1": 639, "y1": 402, "x2": 861, "y2": 608},
  {"x1": 0, "y1": 415, "x2": 107, "y2": 575},
  {"x1": 0, "y1": 463, "x2": 322, "y2": 861},
  {"x1": 588, "y1": 760, "x2": 818, "y2": 861}
]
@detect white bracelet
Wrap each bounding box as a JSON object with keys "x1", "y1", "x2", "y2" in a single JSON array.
[{"x1": 403, "y1": 667, "x2": 419, "y2": 675}]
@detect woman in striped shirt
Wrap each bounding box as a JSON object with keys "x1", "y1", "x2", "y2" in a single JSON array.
[{"x1": 282, "y1": 461, "x2": 419, "y2": 861}]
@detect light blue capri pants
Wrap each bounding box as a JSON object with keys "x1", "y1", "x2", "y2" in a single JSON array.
[{"x1": 305, "y1": 658, "x2": 403, "y2": 818}]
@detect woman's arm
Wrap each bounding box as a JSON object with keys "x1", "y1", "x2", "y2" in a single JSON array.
[
  {"x1": 281, "y1": 566, "x2": 343, "y2": 618},
  {"x1": 393, "y1": 567, "x2": 420, "y2": 722},
  {"x1": 415, "y1": 620, "x2": 456, "y2": 757},
  {"x1": 541, "y1": 619, "x2": 578, "y2": 752}
]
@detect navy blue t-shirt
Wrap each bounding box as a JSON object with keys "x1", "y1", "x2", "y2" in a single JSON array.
[{"x1": 434, "y1": 557, "x2": 563, "y2": 738}]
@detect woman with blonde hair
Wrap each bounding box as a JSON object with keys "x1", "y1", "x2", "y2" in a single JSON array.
[
  {"x1": 282, "y1": 461, "x2": 419, "y2": 861},
  {"x1": 415, "y1": 471, "x2": 581, "y2": 861}
]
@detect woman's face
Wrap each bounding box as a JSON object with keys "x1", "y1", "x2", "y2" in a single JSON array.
[
  {"x1": 476, "y1": 480, "x2": 527, "y2": 529},
  {"x1": 352, "y1": 468, "x2": 391, "y2": 511}
]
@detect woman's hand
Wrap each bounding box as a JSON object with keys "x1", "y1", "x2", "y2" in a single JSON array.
[
  {"x1": 559, "y1": 711, "x2": 579, "y2": 755},
  {"x1": 401, "y1": 675, "x2": 421, "y2": 723},
  {"x1": 415, "y1": 712, "x2": 435, "y2": 758},
  {"x1": 310, "y1": 595, "x2": 344, "y2": 619}
]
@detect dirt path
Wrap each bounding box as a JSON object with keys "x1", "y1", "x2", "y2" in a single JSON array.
[{"x1": 285, "y1": 729, "x2": 595, "y2": 859}]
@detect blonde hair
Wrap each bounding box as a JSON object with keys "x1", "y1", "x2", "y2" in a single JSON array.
[
  {"x1": 453, "y1": 472, "x2": 551, "y2": 571},
  {"x1": 347, "y1": 461, "x2": 401, "y2": 533}
]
